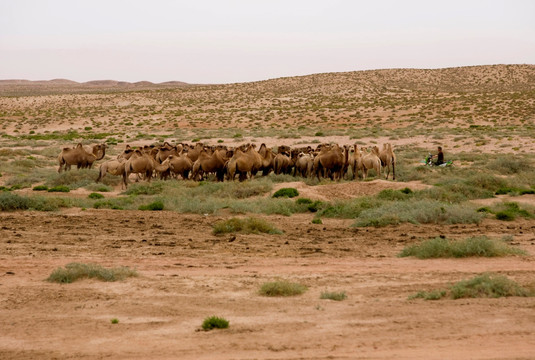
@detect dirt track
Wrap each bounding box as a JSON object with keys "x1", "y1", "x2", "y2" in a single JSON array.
[{"x1": 1, "y1": 210, "x2": 534, "y2": 359}]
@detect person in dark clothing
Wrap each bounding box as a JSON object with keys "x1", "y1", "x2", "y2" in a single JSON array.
[{"x1": 435, "y1": 146, "x2": 444, "y2": 166}]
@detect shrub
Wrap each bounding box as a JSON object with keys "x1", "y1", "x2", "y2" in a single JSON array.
[
  {"x1": 408, "y1": 290, "x2": 447, "y2": 300},
  {"x1": 138, "y1": 201, "x2": 164, "y2": 211},
  {"x1": 47, "y1": 263, "x2": 138, "y2": 283},
  {"x1": 88, "y1": 192, "x2": 104, "y2": 199},
  {"x1": 47, "y1": 185, "x2": 70, "y2": 193},
  {"x1": 296, "y1": 198, "x2": 313, "y2": 205},
  {"x1": 377, "y1": 189, "x2": 410, "y2": 201},
  {"x1": 213, "y1": 217, "x2": 282, "y2": 235},
  {"x1": 0, "y1": 192, "x2": 30, "y2": 211},
  {"x1": 450, "y1": 273, "x2": 532, "y2": 299},
  {"x1": 320, "y1": 291, "x2": 347, "y2": 301},
  {"x1": 201, "y1": 316, "x2": 229, "y2": 331},
  {"x1": 259, "y1": 280, "x2": 307, "y2": 297},
  {"x1": 123, "y1": 182, "x2": 163, "y2": 195},
  {"x1": 398, "y1": 236, "x2": 526, "y2": 259},
  {"x1": 354, "y1": 200, "x2": 483, "y2": 227},
  {"x1": 495, "y1": 202, "x2": 533, "y2": 221},
  {"x1": 110, "y1": 318, "x2": 119, "y2": 324},
  {"x1": 272, "y1": 188, "x2": 299, "y2": 198},
  {"x1": 311, "y1": 218, "x2": 323, "y2": 224},
  {"x1": 487, "y1": 156, "x2": 532, "y2": 174},
  {"x1": 32, "y1": 185, "x2": 48, "y2": 191},
  {"x1": 400, "y1": 187, "x2": 413, "y2": 195}
]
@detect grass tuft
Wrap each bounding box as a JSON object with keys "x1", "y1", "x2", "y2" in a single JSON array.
[
  {"x1": 320, "y1": 291, "x2": 347, "y2": 301},
  {"x1": 450, "y1": 273, "x2": 532, "y2": 299},
  {"x1": 272, "y1": 187, "x2": 299, "y2": 198},
  {"x1": 88, "y1": 192, "x2": 105, "y2": 199},
  {"x1": 47, "y1": 262, "x2": 137, "y2": 283},
  {"x1": 138, "y1": 201, "x2": 164, "y2": 211},
  {"x1": 399, "y1": 236, "x2": 526, "y2": 259},
  {"x1": 47, "y1": 185, "x2": 70, "y2": 192},
  {"x1": 213, "y1": 217, "x2": 282, "y2": 235},
  {"x1": 259, "y1": 280, "x2": 308, "y2": 297},
  {"x1": 201, "y1": 316, "x2": 229, "y2": 331}
]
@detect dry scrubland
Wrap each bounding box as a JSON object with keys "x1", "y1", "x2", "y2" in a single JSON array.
[{"x1": 1, "y1": 65, "x2": 535, "y2": 359}]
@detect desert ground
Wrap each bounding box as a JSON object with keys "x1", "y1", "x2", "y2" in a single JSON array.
[{"x1": 1, "y1": 65, "x2": 535, "y2": 359}]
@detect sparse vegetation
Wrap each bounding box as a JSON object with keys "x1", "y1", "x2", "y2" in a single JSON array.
[
  {"x1": 47, "y1": 263, "x2": 138, "y2": 283},
  {"x1": 272, "y1": 188, "x2": 299, "y2": 198},
  {"x1": 259, "y1": 280, "x2": 308, "y2": 297},
  {"x1": 409, "y1": 273, "x2": 534, "y2": 300},
  {"x1": 320, "y1": 291, "x2": 347, "y2": 301},
  {"x1": 201, "y1": 316, "x2": 229, "y2": 331},
  {"x1": 399, "y1": 236, "x2": 526, "y2": 259},
  {"x1": 138, "y1": 200, "x2": 164, "y2": 211},
  {"x1": 212, "y1": 217, "x2": 282, "y2": 235}
]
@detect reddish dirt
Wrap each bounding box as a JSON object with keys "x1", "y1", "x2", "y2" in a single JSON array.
[{"x1": 1, "y1": 209, "x2": 534, "y2": 359}]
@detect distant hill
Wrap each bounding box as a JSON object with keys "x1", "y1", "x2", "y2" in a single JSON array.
[{"x1": 0, "y1": 78, "x2": 190, "y2": 96}]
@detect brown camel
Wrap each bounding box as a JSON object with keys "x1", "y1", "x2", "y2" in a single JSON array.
[
  {"x1": 57, "y1": 143, "x2": 106, "y2": 172},
  {"x1": 379, "y1": 143, "x2": 396, "y2": 180},
  {"x1": 122, "y1": 150, "x2": 168, "y2": 188},
  {"x1": 313, "y1": 144, "x2": 346, "y2": 180},
  {"x1": 192, "y1": 148, "x2": 230, "y2": 181},
  {"x1": 167, "y1": 153, "x2": 193, "y2": 180}
]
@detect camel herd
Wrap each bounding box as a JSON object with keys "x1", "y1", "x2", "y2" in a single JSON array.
[{"x1": 58, "y1": 141, "x2": 396, "y2": 188}]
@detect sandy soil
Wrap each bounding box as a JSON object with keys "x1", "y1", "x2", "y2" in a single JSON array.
[{"x1": 1, "y1": 209, "x2": 534, "y2": 360}]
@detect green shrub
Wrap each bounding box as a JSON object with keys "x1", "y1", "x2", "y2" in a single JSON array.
[
  {"x1": 0, "y1": 192, "x2": 30, "y2": 211},
  {"x1": 213, "y1": 217, "x2": 282, "y2": 235},
  {"x1": 377, "y1": 189, "x2": 410, "y2": 201},
  {"x1": 296, "y1": 198, "x2": 313, "y2": 205},
  {"x1": 201, "y1": 316, "x2": 229, "y2": 331},
  {"x1": 408, "y1": 290, "x2": 447, "y2": 300},
  {"x1": 272, "y1": 187, "x2": 299, "y2": 198},
  {"x1": 400, "y1": 187, "x2": 413, "y2": 195},
  {"x1": 110, "y1": 318, "x2": 119, "y2": 324},
  {"x1": 138, "y1": 201, "x2": 164, "y2": 211},
  {"x1": 487, "y1": 156, "x2": 532, "y2": 174},
  {"x1": 320, "y1": 291, "x2": 347, "y2": 301},
  {"x1": 354, "y1": 200, "x2": 482, "y2": 227},
  {"x1": 399, "y1": 236, "x2": 526, "y2": 259},
  {"x1": 450, "y1": 273, "x2": 532, "y2": 299},
  {"x1": 88, "y1": 192, "x2": 105, "y2": 199},
  {"x1": 259, "y1": 280, "x2": 307, "y2": 297},
  {"x1": 47, "y1": 185, "x2": 70, "y2": 193},
  {"x1": 123, "y1": 182, "x2": 164, "y2": 195},
  {"x1": 32, "y1": 185, "x2": 48, "y2": 191},
  {"x1": 320, "y1": 197, "x2": 382, "y2": 219},
  {"x1": 495, "y1": 202, "x2": 533, "y2": 221},
  {"x1": 496, "y1": 211, "x2": 515, "y2": 221},
  {"x1": 47, "y1": 263, "x2": 138, "y2": 283},
  {"x1": 311, "y1": 218, "x2": 323, "y2": 224}
]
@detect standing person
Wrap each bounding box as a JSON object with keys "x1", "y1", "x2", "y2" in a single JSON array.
[{"x1": 435, "y1": 146, "x2": 444, "y2": 166}]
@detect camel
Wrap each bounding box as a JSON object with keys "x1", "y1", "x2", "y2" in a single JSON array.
[
  {"x1": 57, "y1": 143, "x2": 106, "y2": 172},
  {"x1": 155, "y1": 142, "x2": 182, "y2": 163},
  {"x1": 294, "y1": 152, "x2": 314, "y2": 177},
  {"x1": 226, "y1": 144, "x2": 262, "y2": 181},
  {"x1": 192, "y1": 148, "x2": 230, "y2": 181},
  {"x1": 122, "y1": 149, "x2": 168, "y2": 188},
  {"x1": 186, "y1": 143, "x2": 204, "y2": 163},
  {"x1": 96, "y1": 158, "x2": 127, "y2": 189},
  {"x1": 379, "y1": 143, "x2": 396, "y2": 180},
  {"x1": 257, "y1": 143, "x2": 275, "y2": 176},
  {"x1": 167, "y1": 153, "x2": 193, "y2": 180},
  {"x1": 355, "y1": 145, "x2": 381, "y2": 180},
  {"x1": 313, "y1": 144, "x2": 346, "y2": 180}
]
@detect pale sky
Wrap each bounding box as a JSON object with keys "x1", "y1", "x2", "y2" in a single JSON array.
[{"x1": 1, "y1": 0, "x2": 534, "y2": 84}]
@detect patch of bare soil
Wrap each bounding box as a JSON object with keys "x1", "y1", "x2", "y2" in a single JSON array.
[
  {"x1": 272, "y1": 179, "x2": 431, "y2": 200},
  {"x1": 1, "y1": 210, "x2": 534, "y2": 359}
]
